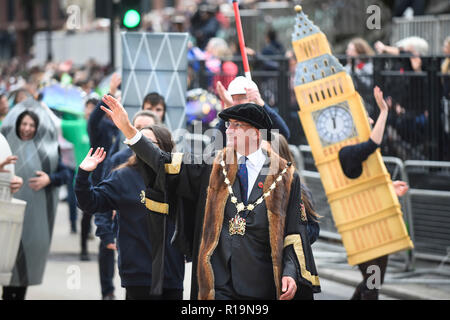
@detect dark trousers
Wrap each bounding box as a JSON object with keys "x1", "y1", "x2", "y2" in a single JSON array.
[
  {"x1": 2, "y1": 286, "x2": 27, "y2": 300},
  {"x1": 214, "y1": 279, "x2": 275, "y2": 300},
  {"x1": 80, "y1": 211, "x2": 93, "y2": 253},
  {"x1": 125, "y1": 286, "x2": 183, "y2": 300},
  {"x1": 99, "y1": 240, "x2": 115, "y2": 297},
  {"x1": 66, "y1": 174, "x2": 77, "y2": 232},
  {"x1": 351, "y1": 255, "x2": 389, "y2": 300}
]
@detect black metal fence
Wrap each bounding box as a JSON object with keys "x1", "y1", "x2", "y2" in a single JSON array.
[{"x1": 188, "y1": 54, "x2": 450, "y2": 161}]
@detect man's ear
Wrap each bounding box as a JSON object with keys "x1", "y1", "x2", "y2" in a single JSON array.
[{"x1": 255, "y1": 128, "x2": 262, "y2": 142}]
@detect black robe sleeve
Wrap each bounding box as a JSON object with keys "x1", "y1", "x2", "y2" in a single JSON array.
[
  {"x1": 283, "y1": 172, "x2": 321, "y2": 293},
  {"x1": 130, "y1": 134, "x2": 207, "y2": 200},
  {"x1": 129, "y1": 134, "x2": 209, "y2": 260},
  {"x1": 338, "y1": 138, "x2": 379, "y2": 179}
]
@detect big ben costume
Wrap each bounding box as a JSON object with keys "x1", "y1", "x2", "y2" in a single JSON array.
[{"x1": 130, "y1": 103, "x2": 320, "y2": 300}]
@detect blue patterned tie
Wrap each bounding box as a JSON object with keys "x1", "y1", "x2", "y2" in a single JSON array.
[{"x1": 237, "y1": 156, "x2": 248, "y2": 205}]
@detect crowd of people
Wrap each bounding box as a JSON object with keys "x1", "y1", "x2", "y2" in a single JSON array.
[
  {"x1": 0, "y1": 65, "x2": 322, "y2": 300},
  {"x1": 339, "y1": 36, "x2": 450, "y2": 161},
  {"x1": 1, "y1": 58, "x2": 414, "y2": 300}
]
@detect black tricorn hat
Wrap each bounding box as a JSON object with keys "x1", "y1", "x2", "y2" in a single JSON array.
[{"x1": 218, "y1": 103, "x2": 273, "y2": 131}]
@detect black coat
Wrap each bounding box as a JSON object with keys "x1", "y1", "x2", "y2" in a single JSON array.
[{"x1": 130, "y1": 135, "x2": 321, "y2": 299}]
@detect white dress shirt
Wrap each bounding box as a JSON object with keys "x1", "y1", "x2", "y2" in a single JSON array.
[
  {"x1": 123, "y1": 130, "x2": 142, "y2": 145},
  {"x1": 236, "y1": 148, "x2": 266, "y2": 200}
]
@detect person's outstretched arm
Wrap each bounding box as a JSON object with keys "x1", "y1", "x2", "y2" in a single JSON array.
[
  {"x1": 100, "y1": 94, "x2": 170, "y2": 173},
  {"x1": 339, "y1": 86, "x2": 390, "y2": 179},
  {"x1": 374, "y1": 41, "x2": 400, "y2": 55},
  {"x1": 75, "y1": 147, "x2": 119, "y2": 214},
  {"x1": 101, "y1": 95, "x2": 138, "y2": 140},
  {"x1": 370, "y1": 86, "x2": 389, "y2": 145}
]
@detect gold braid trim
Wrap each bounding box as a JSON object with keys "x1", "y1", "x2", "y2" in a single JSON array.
[
  {"x1": 140, "y1": 190, "x2": 169, "y2": 214},
  {"x1": 284, "y1": 234, "x2": 320, "y2": 286},
  {"x1": 144, "y1": 198, "x2": 169, "y2": 214},
  {"x1": 165, "y1": 152, "x2": 184, "y2": 174}
]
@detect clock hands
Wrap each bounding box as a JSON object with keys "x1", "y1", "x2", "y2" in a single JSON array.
[{"x1": 328, "y1": 107, "x2": 338, "y2": 130}]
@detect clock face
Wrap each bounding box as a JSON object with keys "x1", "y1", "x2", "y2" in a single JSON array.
[{"x1": 313, "y1": 102, "x2": 357, "y2": 146}]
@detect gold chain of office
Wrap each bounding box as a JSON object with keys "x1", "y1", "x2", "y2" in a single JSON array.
[{"x1": 220, "y1": 157, "x2": 289, "y2": 236}]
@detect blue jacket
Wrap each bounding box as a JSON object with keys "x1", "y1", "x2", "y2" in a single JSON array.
[
  {"x1": 87, "y1": 100, "x2": 121, "y2": 185},
  {"x1": 94, "y1": 148, "x2": 134, "y2": 244},
  {"x1": 101, "y1": 148, "x2": 133, "y2": 178},
  {"x1": 49, "y1": 157, "x2": 73, "y2": 187},
  {"x1": 75, "y1": 166, "x2": 185, "y2": 289},
  {"x1": 88, "y1": 100, "x2": 121, "y2": 242}
]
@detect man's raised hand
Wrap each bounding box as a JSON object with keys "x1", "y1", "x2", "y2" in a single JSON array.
[
  {"x1": 101, "y1": 94, "x2": 137, "y2": 139},
  {"x1": 216, "y1": 81, "x2": 233, "y2": 109},
  {"x1": 245, "y1": 87, "x2": 265, "y2": 107}
]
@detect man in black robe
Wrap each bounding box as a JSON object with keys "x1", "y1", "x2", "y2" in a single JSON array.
[{"x1": 101, "y1": 95, "x2": 320, "y2": 300}]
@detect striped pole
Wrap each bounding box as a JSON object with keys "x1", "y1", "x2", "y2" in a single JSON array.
[{"x1": 232, "y1": 0, "x2": 252, "y2": 80}]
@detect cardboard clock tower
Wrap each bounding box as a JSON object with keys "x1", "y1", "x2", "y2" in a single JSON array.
[{"x1": 291, "y1": 6, "x2": 413, "y2": 265}]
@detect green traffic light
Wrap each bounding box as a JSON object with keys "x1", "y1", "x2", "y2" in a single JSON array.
[{"x1": 123, "y1": 9, "x2": 141, "y2": 29}]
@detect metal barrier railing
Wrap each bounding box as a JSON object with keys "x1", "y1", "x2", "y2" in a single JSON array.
[
  {"x1": 403, "y1": 160, "x2": 450, "y2": 265},
  {"x1": 288, "y1": 144, "x2": 302, "y2": 170},
  {"x1": 298, "y1": 144, "x2": 340, "y2": 242},
  {"x1": 381, "y1": 156, "x2": 415, "y2": 271},
  {"x1": 391, "y1": 14, "x2": 450, "y2": 55}
]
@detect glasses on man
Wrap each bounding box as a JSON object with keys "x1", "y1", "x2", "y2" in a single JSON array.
[{"x1": 224, "y1": 121, "x2": 250, "y2": 129}]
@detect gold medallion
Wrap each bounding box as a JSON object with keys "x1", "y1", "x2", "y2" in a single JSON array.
[
  {"x1": 220, "y1": 154, "x2": 290, "y2": 237},
  {"x1": 229, "y1": 214, "x2": 246, "y2": 236}
]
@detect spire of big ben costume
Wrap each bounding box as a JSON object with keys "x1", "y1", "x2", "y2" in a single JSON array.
[{"x1": 128, "y1": 103, "x2": 320, "y2": 300}]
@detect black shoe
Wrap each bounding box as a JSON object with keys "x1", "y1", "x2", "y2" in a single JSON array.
[{"x1": 80, "y1": 251, "x2": 90, "y2": 261}]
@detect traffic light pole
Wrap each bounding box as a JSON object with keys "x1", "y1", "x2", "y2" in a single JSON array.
[
  {"x1": 108, "y1": 0, "x2": 117, "y2": 71},
  {"x1": 46, "y1": 0, "x2": 53, "y2": 62}
]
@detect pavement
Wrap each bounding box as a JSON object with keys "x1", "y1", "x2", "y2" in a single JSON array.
[
  {"x1": 313, "y1": 240, "x2": 450, "y2": 300},
  {"x1": 21, "y1": 199, "x2": 450, "y2": 300},
  {"x1": 26, "y1": 201, "x2": 192, "y2": 300}
]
